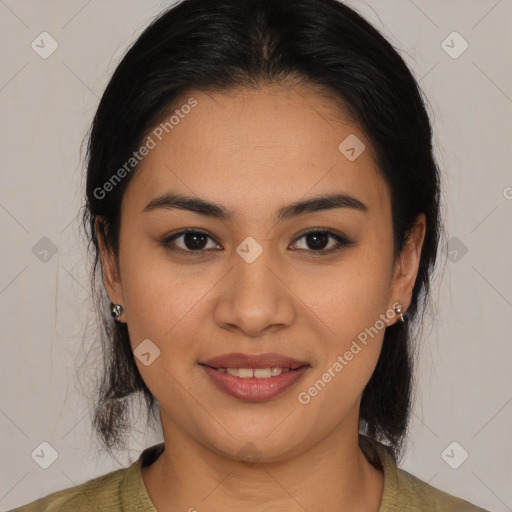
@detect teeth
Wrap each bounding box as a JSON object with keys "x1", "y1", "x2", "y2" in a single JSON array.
[
  {"x1": 238, "y1": 368, "x2": 254, "y2": 378},
  {"x1": 219, "y1": 367, "x2": 291, "y2": 378},
  {"x1": 254, "y1": 368, "x2": 271, "y2": 378}
]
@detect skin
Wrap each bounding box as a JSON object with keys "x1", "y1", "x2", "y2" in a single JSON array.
[{"x1": 97, "y1": 82, "x2": 426, "y2": 512}]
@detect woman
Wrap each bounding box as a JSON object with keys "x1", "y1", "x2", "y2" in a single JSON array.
[{"x1": 10, "y1": 0, "x2": 492, "y2": 510}]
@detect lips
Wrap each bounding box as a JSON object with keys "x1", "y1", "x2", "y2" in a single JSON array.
[
  {"x1": 199, "y1": 352, "x2": 309, "y2": 370},
  {"x1": 199, "y1": 352, "x2": 310, "y2": 402}
]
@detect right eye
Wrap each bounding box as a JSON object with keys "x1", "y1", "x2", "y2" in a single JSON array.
[{"x1": 160, "y1": 229, "x2": 222, "y2": 256}]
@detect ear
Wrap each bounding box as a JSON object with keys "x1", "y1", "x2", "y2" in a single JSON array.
[
  {"x1": 95, "y1": 216, "x2": 125, "y2": 313},
  {"x1": 388, "y1": 213, "x2": 426, "y2": 325}
]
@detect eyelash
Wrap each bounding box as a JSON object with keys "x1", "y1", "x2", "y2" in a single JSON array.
[{"x1": 160, "y1": 228, "x2": 353, "y2": 257}]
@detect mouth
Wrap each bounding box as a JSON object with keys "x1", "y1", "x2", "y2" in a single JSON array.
[
  {"x1": 199, "y1": 352, "x2": 309, "y2": 371},
  {"x1": 199, "y1": 366, "x2": 306, "y2": 378},
  {"x1": 198, "y1": 352, "x2": 311, "y2": 401}
]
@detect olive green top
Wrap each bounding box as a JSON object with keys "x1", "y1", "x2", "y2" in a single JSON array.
[{"x1": 8, "y1": 435, "x2": 491, "y2": 511}]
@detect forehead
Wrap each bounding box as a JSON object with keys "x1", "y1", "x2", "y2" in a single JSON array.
[{"x1": 124, "y1": 84, "x2": 390, "y2": 219}]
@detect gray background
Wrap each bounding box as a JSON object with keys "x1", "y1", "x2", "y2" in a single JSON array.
[{"x1": 0, "y1": 0, "x2": 511, "y2": 510}]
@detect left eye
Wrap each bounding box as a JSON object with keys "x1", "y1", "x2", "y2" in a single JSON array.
[{"x1": 290, "y1": 230, "x2": 349, "y2": 254}]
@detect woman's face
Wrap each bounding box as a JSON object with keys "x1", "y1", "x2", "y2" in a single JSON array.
[{"x1": 99, "y1": 83, "x2": 425, "y2": 461}]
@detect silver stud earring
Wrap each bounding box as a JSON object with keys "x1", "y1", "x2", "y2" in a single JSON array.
[
  {"x1": 111, "y1": 303, "x2": 124, "y2": 323},
  {"x1": 395, "y1": 304, "x2": 405, "y2": 323}
]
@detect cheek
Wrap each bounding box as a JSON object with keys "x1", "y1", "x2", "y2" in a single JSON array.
[
  {"x1": 293, "y1": 244, "x2": 393, "y2": 402},
  {"x1": 295, "y1": 272, "x2": 390, "y2": 423},
  {"x1": 119, "y1": 237, "x2": 195, "y2": 323},
  {"x1": 118, "y1": 237, "x2": 222, "y2": 382},
  {"x1": 295, "y1": 250, "x2": 393, "y2": 344}
]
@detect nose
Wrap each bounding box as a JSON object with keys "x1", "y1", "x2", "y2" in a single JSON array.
[{"x1": 212, "y1": 244, "x2": 297, "y2": 338}]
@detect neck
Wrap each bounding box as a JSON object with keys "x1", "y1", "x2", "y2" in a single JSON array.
[{"x1": 141, "y1": 413, "x2": 384, "y2": 512}]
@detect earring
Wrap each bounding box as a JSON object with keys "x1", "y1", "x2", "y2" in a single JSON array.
[
  {"x1": 395, "y1": 304, "x2": 405, "y2": 323},
  {"x1": 111, "y1": 303, "x2": 124, "y2": 323}
]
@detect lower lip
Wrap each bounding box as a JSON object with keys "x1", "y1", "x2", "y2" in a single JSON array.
[{"x1": 200, "y1": 365, "x2": 310, "y2": 402}]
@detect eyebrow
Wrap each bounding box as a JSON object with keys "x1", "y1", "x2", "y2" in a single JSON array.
[{"x1": 142, "y1": 192, "x2": 368, "y2": 221}]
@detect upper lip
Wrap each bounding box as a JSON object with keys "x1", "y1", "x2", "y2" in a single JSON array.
[{"x1": 199, "y1": 352, "x2": 309, "y2": 370}]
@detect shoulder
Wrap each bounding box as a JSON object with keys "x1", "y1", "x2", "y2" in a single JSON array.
[
  {"x1": 394, "y1": 466, "x2": 492, "y2": 512},
  {"x1": 359, "y1": 434, "x2": 492, "y2": 512},
  {"x1": 7, "y1": 465, "x2": 129, "y2": 512}
]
